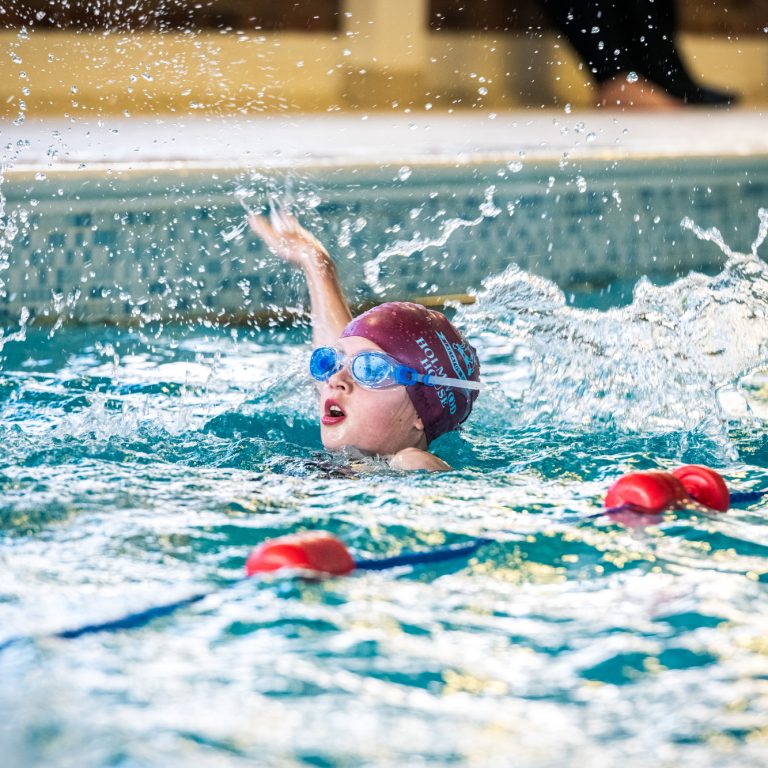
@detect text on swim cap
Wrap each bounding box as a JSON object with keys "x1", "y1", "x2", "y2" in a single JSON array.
[
  {"x1": 435, "y1": 331, "x2": 469, "y2": 380},
  {"x1": 415, "y1": 336, "x2": 457, "y2": 415}
]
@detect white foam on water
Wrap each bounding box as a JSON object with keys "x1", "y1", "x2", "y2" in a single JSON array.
[{"x1": 459, "y1": 209, "x2": 768, "y2": 445}]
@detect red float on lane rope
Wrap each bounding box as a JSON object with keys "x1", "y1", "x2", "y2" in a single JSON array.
[
  {"x1": 604, "y1": 471, "x2": 691, "y2": 514},
  {"x1": 672, "y1": 465, "x2": 730, "y2": 512},
  {"x1": 245, "y1": 531, "x2": 356, "y2": 577}
]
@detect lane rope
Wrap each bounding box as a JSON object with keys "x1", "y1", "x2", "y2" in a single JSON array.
[{"x1": 1, "y1": 465, "x2": 764, "y2": 650}]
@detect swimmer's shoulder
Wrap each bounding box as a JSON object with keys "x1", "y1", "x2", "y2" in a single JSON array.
[{"x1": 389, "y1": 447, "x2": 451, "y2": 472}]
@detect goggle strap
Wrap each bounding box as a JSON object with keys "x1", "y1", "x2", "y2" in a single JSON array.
[{"x1": 421, "y1": 373, "x2": 484, "y2": 391}]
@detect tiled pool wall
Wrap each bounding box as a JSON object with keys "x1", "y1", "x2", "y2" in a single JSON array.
[{"x1": 2, "y1": 156, "x2": 767, "y2": 324}]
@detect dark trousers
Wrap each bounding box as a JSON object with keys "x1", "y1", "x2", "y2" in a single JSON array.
[{"x1": 539, "y1": 0, "x2": 679, "y2": 84}]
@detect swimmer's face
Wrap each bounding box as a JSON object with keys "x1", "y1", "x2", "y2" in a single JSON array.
[{"x1": 317, "y1": 336, "x2": 427, "y2": 456}]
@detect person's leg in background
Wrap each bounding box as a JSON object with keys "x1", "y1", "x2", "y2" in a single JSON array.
[
  {"x1": 538, "y1": 0, "x2": 736, "y2": 108},
  {"x1": 627, "y1": 0, "x2": 736, "y2": 104}
]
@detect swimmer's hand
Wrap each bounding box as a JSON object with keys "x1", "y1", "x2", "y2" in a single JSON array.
[
  {"x1": 249, "y1": 211, "x2": 351, "y2": 346},
  {"x1": 248, "y1": 212, "x2": 330, "y2": 269},
  {"x1": 389, "y1": 447, "x2": 451, "y2": 472}
]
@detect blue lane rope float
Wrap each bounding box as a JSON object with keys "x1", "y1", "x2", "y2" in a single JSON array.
[{"x1": 1, "y1": 466, "x2": 764, "y2": 651}]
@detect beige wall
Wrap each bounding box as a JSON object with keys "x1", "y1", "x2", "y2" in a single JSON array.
[{"x1": 3, "y1": 27, "x2": 766, "y2": 118}]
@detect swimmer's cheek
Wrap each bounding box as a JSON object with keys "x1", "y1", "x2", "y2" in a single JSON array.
[{"x1": 389, "y1": 447, "x2": 451, "y2": 472}]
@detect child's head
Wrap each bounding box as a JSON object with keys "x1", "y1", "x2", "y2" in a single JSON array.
[{"x1": 315, "y1": 302, "x2": 480, "y2": 455}]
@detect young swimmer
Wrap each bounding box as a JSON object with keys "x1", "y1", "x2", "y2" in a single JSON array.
[{"x1": 248, "y1": 211, "x2": 482, "y2": 471}]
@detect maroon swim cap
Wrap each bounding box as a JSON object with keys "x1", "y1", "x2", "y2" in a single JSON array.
[{"x1": 340, "y1": 301, "x2": 480, "y2": 444}]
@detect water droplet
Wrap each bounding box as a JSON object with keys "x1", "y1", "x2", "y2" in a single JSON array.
[
  {"x1": 626, "y1": 71, "x2": 639, "y2": 83},
  {"x1": 478, "y1": 86, "x2": 488, "y2": 96},
  {"x1": 576, "y1": 176, "x2": 587, "y2": 193},
  {"x1": 396, "y1": 166, "x2": 412, "y2": 182},
  {"x1": 586, "y1": 132, "x2": 597, "y2": 142},
  {"x1": 507, "y1": 160, "x2": 523, "y2": 173}
]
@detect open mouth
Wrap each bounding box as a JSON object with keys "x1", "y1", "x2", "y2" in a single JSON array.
[{"x1": 322, "y1": 399, "x2": 346, "y2": 426}]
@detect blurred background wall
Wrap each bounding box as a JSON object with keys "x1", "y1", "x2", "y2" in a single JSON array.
[{"x1": 2, "y1": 0, "x2": 767, "y2": 117}]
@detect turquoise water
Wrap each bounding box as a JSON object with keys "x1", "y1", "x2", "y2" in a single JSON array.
[{"x1": 2, "y1": 222, "x2": 768, "y2": 766}]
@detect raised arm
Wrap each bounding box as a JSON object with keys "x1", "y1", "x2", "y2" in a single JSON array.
[{"x1": 248, "y1": 212, "x2": 352, "y2": 347}]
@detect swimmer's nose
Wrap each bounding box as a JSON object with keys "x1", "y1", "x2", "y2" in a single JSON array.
[{"x1": 327, "y1": 366, "x2": 353, "y2": 391}]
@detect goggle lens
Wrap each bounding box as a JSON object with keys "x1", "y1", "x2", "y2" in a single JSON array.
[
  {"x1": 350, "y1": 352, "x2": 392, "y2": 386},
  {"x1": 309, "y1": 346, "x2": 341, "y2": 381}
]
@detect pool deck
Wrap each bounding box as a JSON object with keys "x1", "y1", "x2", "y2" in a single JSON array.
[
  {"x1": 2, "y1": 108, "x2": 768, "y2": 326},
  {"x1": 5, "y1": 108, "x2": 768, "y2": 175}
]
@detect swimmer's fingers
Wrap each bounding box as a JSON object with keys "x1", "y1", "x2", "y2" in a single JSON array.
[
  {"x1": 269, "y1": 207, "x2": 300, "y2": 234},
  {"x1": 248, "y1": 213, "x2": 327, "y2": 266},
  {"x1": 247, "y1": 213, "x2": 274, "y2": 242},
  {"x1": 247, "y1": 213, "x2": 275, "y2": 236},
  {"x1": 248, "y1": 211, "x2": 300, "y2": 237},
  {"x1": 247, "y1": 214, "x2": 291, "y2": 252}
]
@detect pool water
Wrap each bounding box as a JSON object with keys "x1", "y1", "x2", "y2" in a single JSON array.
[{"x1": 2, "y1": 221, "x2": 768, "y2": 766}]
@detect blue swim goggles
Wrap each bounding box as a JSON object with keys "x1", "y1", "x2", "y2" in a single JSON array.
[{"x1": 309, "y1": 346, "x2": 483, "y2": 391}]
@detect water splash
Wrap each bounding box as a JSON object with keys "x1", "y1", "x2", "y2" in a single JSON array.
[
  {"x1": 364, "y1": 186, "x2": 502, "y2": 295},
  {"x1": 0, "y1": 306, "x2": 30, "y2": 356},
  {"x1": 680, "y1": 216, "x2": 737, "y2": 260},
  {"x1": 460, "y1": 211, "x2": 768, "y2": 445},
  {"x1": 751, "y1": 207, "x2": 768, "y2": 257}
]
